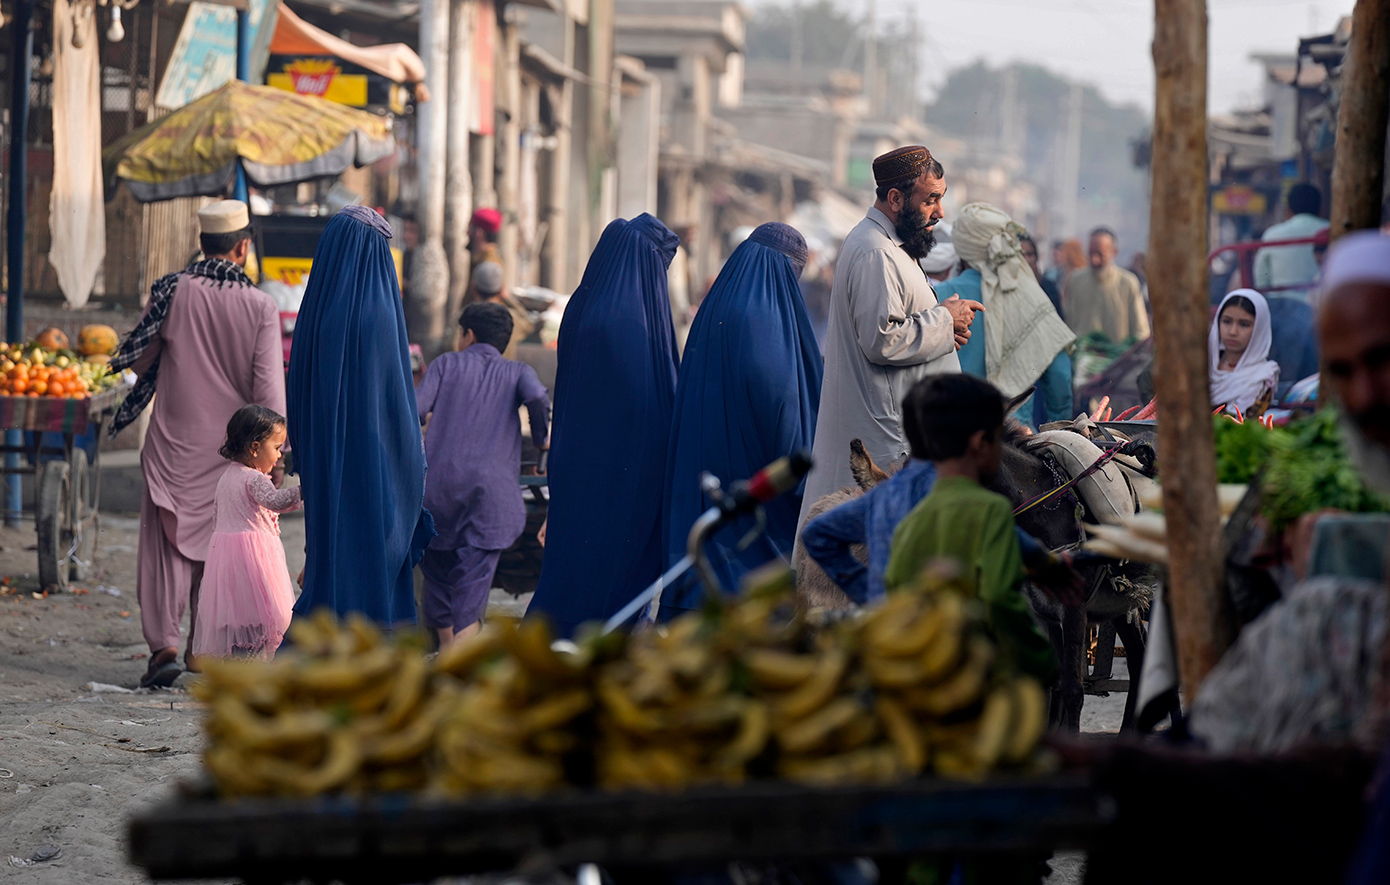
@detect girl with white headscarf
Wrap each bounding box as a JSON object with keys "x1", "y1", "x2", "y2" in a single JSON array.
[{"x1": 1209, "y1": 288, "x2": 1280, "y2": 414}]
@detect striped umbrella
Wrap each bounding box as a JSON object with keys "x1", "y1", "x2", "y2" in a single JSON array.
[{"x1": 103, "y1": 80, "x2": 395, "y2": 203}]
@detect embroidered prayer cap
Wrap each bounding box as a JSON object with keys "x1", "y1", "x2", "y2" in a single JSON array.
[
  {"x1": 339, "y1": 204, "x2": 393, "y2": 238},
  {"x1": 1321, "y1": 230, "x2": 1390, "y2": 296},
  {"x1": 198, "y1": 200, "x2": 250, "y2": 234},
  {"x1": 873, "y1": 145, "x2": 933, "y2": 188},
  {"x1": 472, "y1": 261, "x2": 504, "y2": 296},
  {"x1": 470, "y1": 208, "x2": 503, "y2": 233},
  {"x1": 748, "y1": 222, "x2": 809, "y2": 276}
]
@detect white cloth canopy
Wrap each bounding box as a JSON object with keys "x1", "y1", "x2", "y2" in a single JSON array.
[
  {"x1": 1209, "y1": 288, "x2": 1280, "y2": 413},
  {"x1": 950, "y1": 203, "x2": 1074, "y2": 398},
  {"x1": 48, "y1": 0, "x2": 106, "y2": 308}
]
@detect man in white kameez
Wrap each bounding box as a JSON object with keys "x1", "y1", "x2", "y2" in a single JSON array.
[{"x1": 798, "y1": 145, "x2": 981, "y2": 530}]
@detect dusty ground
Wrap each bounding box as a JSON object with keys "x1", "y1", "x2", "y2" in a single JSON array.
[{"x1": 0, "y1": 509, "x2": 1121, "y2": 884}]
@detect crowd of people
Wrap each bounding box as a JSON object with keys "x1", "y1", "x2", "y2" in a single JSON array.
[{"x1": 112, "y1": 144, "x2": 1353, "y2": 694}]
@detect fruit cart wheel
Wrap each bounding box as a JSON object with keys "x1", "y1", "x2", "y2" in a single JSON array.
[
  {"x1": 67, "y1": 448, "x2": 94, "y2": 582},
  {"x1": 36, "y1": 460, "x2": 72, "y2": 594}
]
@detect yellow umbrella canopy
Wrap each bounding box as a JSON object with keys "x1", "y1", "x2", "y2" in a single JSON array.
[{"x1": 103, "y1": 80, "x2": 395, "y2": 202}]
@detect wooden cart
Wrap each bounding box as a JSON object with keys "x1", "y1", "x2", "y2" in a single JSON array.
[
  {"x1": 128, "y1": 775, "x2": 1104, "y2": 883},
  {"x1": 0, "y1": 387, "x2": 124, "y2": 592}
]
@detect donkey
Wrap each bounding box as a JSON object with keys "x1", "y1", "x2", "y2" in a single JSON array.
[{"x1": 793, "y1": 426, "x2": 1155, "y2": 732}]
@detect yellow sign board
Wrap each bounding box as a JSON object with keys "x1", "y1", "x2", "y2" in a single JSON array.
[
  {"x1": 267, "y1": 58, "x2": 369, "y2": 107},
  {"x1": 261, "y1": 251, "x2": 405, "y2": 290},
  {"x1": 1212, "y1": 185, "x2": 1268, "y2": 216}
]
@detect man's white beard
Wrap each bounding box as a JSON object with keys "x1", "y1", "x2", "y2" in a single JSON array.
[{"x1": 1341, "y1": 412, "x2": 1390, "y2": 496}]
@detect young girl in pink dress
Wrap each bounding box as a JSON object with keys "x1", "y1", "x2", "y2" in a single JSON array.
[{"x1": 193, "y1": 405, "x2": 302, "y2": 660}]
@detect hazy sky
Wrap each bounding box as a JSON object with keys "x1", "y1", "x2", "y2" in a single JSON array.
[{"x1": 853, "y1": 0, "x2": 1357, "y2": 114}]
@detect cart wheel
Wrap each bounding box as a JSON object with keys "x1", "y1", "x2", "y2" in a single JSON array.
[
  {"x1": 67, "y1": 448, "x2": 94, "y2": 582},
  {"x1": 36, "y1": 460, "x2": 72, "y2": 594}
]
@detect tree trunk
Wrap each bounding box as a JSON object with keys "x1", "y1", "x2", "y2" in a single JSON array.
[
  {"x1": 1329, "y1": 0, "x2": 1390, "y2": 239},
  {"x1": 1148, "y1": 0, "x2": 1233, "y2": 694}
]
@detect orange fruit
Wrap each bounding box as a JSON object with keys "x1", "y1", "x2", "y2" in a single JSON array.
[
  {"x1": 30, "y1": 381, "x2": 47, "y2": 395},
  {"x1": 48, "y1": 381, "x2": 64, "y2": 396},
  {"x1": 12, "y1": 379, "x2": 28, "y2": 394}
]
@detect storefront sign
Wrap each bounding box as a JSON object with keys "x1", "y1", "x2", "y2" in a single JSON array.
[
  {"x1": 1212, "y1": 185, "x2": 1268, "y2": 216},
  {"x1": 266, "y1": 55, "x2": 397, "y2": 110},
  {"x1": 156, "y1": 0, "x2": 274, "y2": 109}
]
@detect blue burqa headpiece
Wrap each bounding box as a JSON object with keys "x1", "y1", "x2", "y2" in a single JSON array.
[
  {"x1": 527, "y1": 214, "x2": 680, "y2": 637},
  {"x1": 659, "y1": 222, "x2": 823, "y2": 615},
  {"x1": 287, "y1": 206, "x2": 433, "y2": 626}
]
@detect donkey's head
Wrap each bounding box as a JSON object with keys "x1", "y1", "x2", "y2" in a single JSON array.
[{"x1": 849, "y1": 438, "x2": 891, "y2": 491}]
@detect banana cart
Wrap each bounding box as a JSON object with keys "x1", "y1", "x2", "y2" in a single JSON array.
[{"x1": 0, "y1": 387, "x2": 125, "y2": 592}]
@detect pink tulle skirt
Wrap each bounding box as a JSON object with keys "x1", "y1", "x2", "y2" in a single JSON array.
[{"x1": 193, "y1": 531, "x2": 295, "y2": 660}]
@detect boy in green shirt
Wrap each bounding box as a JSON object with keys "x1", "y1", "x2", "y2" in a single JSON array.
[{"x1": 884, "y1": 373, "x2": 1057, "y2": 683}]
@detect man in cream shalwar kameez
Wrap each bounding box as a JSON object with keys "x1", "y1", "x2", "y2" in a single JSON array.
[
  {"x1": 798, "y1": 146, "x2": 980, "y2": 530},
  {"x1": 110, "y1": 201, "x2": 285, "y2": 686}
]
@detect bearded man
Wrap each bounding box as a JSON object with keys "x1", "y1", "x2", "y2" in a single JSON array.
[{"x1": 798, "y1": 145, "x2": 981, "y2": 531}]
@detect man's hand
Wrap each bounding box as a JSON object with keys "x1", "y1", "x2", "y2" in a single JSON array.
[{"x1": 941, "y1": 294, "x2": 985, "y2": 335}]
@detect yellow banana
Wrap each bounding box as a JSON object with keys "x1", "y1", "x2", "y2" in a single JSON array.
[
  {"x1": 939, "y1": 685, "x2": 1014, "y2": 782},
  {"x1": 204, "y1": 745, "x2": 270, "y2": 796},
  {"x1": 255, "y1": 730, "x2": 361, "y2": 796},
  {"x1": 520, "y1": 687, "x2": 593, "y2": 734},
  {"x1": 875, "y1": 696, "x2": 925, "y2": 774},
  {"x1": 776, "y1": 647, "x2": 848, "y2": 721},
  {"x1": 362, "y1": 696, "x2": 449, "y2": 764},
  {"x1": 508, "y1": 616, "x2": 580, "y2": 680},
  {"x1": 379, "y1": 654, "x2": 429, "y2": 731},
  {"x1": 1004, "y1": 677, "x2": 1048, "y2": 764},
  {"x1": 344, "y1": 613, "x2": 383, "y2": 653},
  {"x1": 776, "y1": 695, "x2": 864, "y2": 755},
  {"x1": 907, "y1": 637, "x2": 994, "y2": 716},
  {"x1": 211, "y1": 696, "x2": 333, "y2": 751},
  {"x1": 293, "y1": 647, "x2": 394, "y2": 694},
  {"x1": 743, "y1": 648, "x2": 819, "y2": 690},
  {"x1": 919, "y1": 594, "x2": 967, "y2": 681},
  {"x1": 715, "y1": 700, "x2": 770, "y2": 769},
  {"x1": 779, "y1": 745, "x2": 900, "y2": 786},
  {"x1": 433, "y1": 623, "x2": 505, "y2": 678},
  {"x1": 832, "y1": 709, "x2": 881, "y2": 752},
  {"x1": 596, "y1": 674, "x2": 667, "y2": 735},
  {"x1": 862, "y1": 652, "x2": 927, "y2": 689}
]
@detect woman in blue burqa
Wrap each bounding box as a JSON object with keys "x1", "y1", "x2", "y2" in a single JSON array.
[
  {"x1": 659, "y1": 223, "x2": 822, "y2": 618},
  {"x1": 527, "y1": 214, "x2": 681, "y2": 637},
  {"x1": 287, "y1": 205, "x2": 433, "y2": 626}
]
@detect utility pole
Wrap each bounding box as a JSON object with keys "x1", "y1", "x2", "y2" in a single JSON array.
[
  {"x1": 1328, "y1": 0, "x2": 1389, "y2": 239},
  {"x1": 1057, "y1": 81, "x2": 1083, "y2": 238},
  {"x1": 5, "y1": 0, "x2": 36, "y2": 526},
  {"x1": 443, "y1": 0, "x2": 474, "y2": 333},
  {"x1": 412, "y1": 0, "x2": 452, "y2": 356},
  {"x1": 1148, "y1": 0, "x2": 1231, "y2": 693},
  {"x1": 863, "y1": 0, "x2": 877, "y2": 117}
]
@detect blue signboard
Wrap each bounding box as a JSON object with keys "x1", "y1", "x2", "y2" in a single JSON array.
[{"x1": 155, "y1": 0, "x2": 275, "y2": 110}]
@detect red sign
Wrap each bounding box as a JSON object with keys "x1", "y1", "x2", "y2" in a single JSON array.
[{"x1": 287, "y1": 59, "x2": 341, "y2": 97}]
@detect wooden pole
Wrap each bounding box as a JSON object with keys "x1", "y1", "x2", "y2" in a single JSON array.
[
  {"x1": 1148, "y1": 0, "x2": 1234, "y2": 693},
  {"x1": 1328, "y1": 0, "x2": 1390, "y2": 239}
]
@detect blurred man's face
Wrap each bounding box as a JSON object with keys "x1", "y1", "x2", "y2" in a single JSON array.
[
  {"x1": 1321, "y1": 283, "x2": 1390, "y2": 450},
  {"x1": 1020, "y1": 241, "x2": 1041, "y2": 279},
  {"x1": 1089, "y1": 233, "x2": 1116, "y2": 269},
  {"x1": 467, "y1": 223, "x2": 484, "y2": 254}
]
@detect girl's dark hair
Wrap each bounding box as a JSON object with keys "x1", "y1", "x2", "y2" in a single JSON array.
[
  {"x1": 903, "y1": 373, "x2": 1005, "y2": 461},
  {"x1": 1220, "y1": 295, "x2": 1258, "y2": 321},
  {"x1": 220, "y1": 404, "x2": 286, "y2": 461}
]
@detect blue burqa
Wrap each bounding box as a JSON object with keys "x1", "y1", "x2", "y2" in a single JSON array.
[
  {"x1": 527, "y1": 214, "x2": 681, "y2": 637},
  {"x1": 287, "y1": 206, "x2": 433, "y2": 626},
  {"x1": 660, "y1": 223, "x2": 822, "y2": 615}
]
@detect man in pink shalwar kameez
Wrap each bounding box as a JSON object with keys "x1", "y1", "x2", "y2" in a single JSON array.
[{"x1": 109, "y1": 200, "x2": 285, "y2": 687}]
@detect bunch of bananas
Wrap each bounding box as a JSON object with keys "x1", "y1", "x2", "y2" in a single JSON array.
[
  {"x1": 198, "y1": 578, "x2": 1051, "y2": 801},
  {"x1": 195, "y1": 613, "x2": 448, "y2": 796},
  {"x1": 432, "y1": 618, "x2": 597, "y2": 796},
  {"x1": 595, "y1": 615, "x2": 770, "y2": 790}
]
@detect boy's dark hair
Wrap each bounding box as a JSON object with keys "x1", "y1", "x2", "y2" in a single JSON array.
[
  {"x1": 460, "y1": 302, "x2": 513, "y2": 352},
  {"x1": 219, "y1": 404, "x2": 286, "y2": 461},
  {"x1": 200, "y1": 225, "x2": 252, "y2": 259},
  {"x1": 903, "y1": 373, "x2": 1005, "y2": 461}
]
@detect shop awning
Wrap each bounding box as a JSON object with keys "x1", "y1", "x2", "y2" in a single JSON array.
[{"x1": 268, "y1": 3, "x2": 430, "y2": 106}]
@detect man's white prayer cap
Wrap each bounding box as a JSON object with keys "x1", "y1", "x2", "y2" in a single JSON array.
[{"x1": 198, "y1": 200, "x2": 251, "y2": 234}]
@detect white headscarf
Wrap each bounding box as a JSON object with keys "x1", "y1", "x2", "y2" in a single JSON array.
[
  {"x1": 1209, "y1": 288, "x2": 1280, "y2": 412},
  {"x1": 950, "y1": 203, "x2": 1075, "y2": 397}
]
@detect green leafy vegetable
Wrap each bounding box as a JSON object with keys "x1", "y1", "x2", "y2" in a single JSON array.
[
  {"x1": 1213, "y1": 416, "x2": 1277, "y2": 484},
  {"x1": 1261, "y1": 408, "x2": 1390, "y2": 529}
]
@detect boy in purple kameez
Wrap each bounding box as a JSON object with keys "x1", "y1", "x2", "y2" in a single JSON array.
[{"x1": 416, "y1": 303, "x2": 550, "y2": 646}]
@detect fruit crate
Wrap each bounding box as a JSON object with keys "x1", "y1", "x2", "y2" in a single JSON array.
[
  {"x1": 0, "y1": 386, "x2": 125, "y2": 591},
  {"x1": 128, "y1": 775, "x2": 1103, "y2": 883}
]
